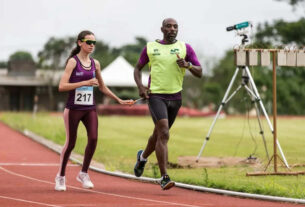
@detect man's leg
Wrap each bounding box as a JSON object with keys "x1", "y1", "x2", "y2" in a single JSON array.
[
  {"x1": 144, "y1": 97, "x2": 169, "y2": 161},
  {"x1": 142, "y1": 127, "x2": 157, "y2": 159},
  {"x1": 164, "y1": 99, "x2": 182, "y2": 165},
  {"x1": 158, "y1": 99, "x2": 181, "y2": 190},
  {"x1": 134, "y1": 97, "x2": 168, "y2": 177},
  {"x1": 154, "y1": 119, "x2": 169, "y2": 176}
]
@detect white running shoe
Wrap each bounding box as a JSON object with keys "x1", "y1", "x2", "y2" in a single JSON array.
[
  {"x1": 55, "y1": 175, "x2": 66, "y2": 191},
  {"x1": 76, "y1": 171, "x2": 94, "y2": 189}
]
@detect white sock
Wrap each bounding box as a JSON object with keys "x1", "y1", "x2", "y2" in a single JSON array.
[{"x1": 140, "y1": 152, "x2": 147, "y2": 161}]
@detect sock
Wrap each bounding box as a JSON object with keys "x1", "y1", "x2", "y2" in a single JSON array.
[{"x1": 140, "y1": 151, "x2": 147, "y2": 161}]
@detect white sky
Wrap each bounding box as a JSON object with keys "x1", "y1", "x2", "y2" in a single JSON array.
[{"x1": 0, "y1": 0, "x2": 303, "y2": 62}]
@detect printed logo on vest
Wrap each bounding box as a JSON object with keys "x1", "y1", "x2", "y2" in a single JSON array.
[
  {"x1": 76, "y1": 72, "x2": 84, "y2": 76},
  {"x1": 170, "y1": 48, "x2": 180, "y2": 54},
  {"x1": 152, "y1": 48, "x2": 160, "y2": 56}
]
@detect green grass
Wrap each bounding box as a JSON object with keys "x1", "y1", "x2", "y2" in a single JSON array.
[{"x1": 1, "y1": 112, "x2": 305, "y2": 198}]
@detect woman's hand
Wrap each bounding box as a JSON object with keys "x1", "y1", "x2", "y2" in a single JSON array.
[
  {"x1": 85, "y1": 78, "x2": 99, "y2": 86},
  {"x1": 118, "y1": 99, "x2": 135, "y2": 105}
]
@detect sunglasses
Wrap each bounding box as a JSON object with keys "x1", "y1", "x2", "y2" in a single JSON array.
[{"x1": 81, "y1": 39, "x2": 96, "y2": 45}]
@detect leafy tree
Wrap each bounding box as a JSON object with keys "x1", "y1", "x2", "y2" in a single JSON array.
[
  {"x1": 120, "y1": 37, "x2": 147, "y2": 66},
  {"x1": 38, "y1": 37, "x2": 74, "y2": 69},
  {"x1": 0, "y1": 61, "x2": 7, "y2": 68},
  {"x1": 37, "y1": 37, "x2": 75, "y2": 110},
  {"x1": 276, "y1": 0, "x2": 305, "y2": 6},
  {"x1": 92, "y1": 41, "x2": 118, "y2": 69},
  {"x1": 255, "y1": 18, "x2": 305, "y2": 46},
  {"x1": 254, "y1": 18, "x2": 305, "y2": 114},
  {"x1": 9, "y1": 51, "x2": 34, "y2": 62}
]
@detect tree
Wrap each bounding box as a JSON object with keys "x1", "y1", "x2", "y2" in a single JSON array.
[
  {"x1": 120, "y1": 37, "x2": 147, "y2": 66},
  {"x1": 37, "y1": 37, "x2": 75, "y2": 110},
  {"x1": 92, "y1": 41, "x2": 118, "y2": 69},
  {"x1": 255, "y1": 18, "x2": 305, "y2": 46},
  {"x1": 0, "y1": 62, "x2": 7, "y2": 68},
  {"x1": 253, "y1": 18, "x2": 305, "y2": 114},
  {"x1": 38, "y1": 37, "x2": 74, "y2": 69},
  {"x1": 276, "y1": 0, "x2": 305, "y2": 6},
  {"x1": 9, "y1": 51, "x2": 34, "y2": 62}
]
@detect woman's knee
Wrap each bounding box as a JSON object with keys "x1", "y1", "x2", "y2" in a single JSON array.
[
  {"x1": 88, "y1": 137, "x2": 98, "y2": 147},
  {"x1": 66, "y1": 142, "x2": 76, "y2": 152}
]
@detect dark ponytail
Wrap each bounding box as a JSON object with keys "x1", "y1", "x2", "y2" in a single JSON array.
[{"x1": 66, "y1": 30, "x2": 95, "y2": 65}]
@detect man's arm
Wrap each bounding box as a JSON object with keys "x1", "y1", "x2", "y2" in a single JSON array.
[
  {"x1": 134, "y1": 47, "x2": 150, "y2": 99},
  {"x1": 176, "y1": 54, "x2": 202, "y2": 78},
  {"x1": 187, "y1": 63, "x2": 202, "y2": 78},
  {"x1": 134, "y1": 61, "x2": 149, "y2": 99},
  {"x1": 183, "y1": 43, "x2": 203, "y2": 78}
]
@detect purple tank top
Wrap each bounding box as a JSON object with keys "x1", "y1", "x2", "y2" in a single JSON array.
[{"x1": 65, "y1": 56, "x2": 96, "y2": 110}]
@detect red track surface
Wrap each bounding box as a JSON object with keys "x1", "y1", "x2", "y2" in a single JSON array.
[{"x1": 0, "y1": 122, "x2": 302, "y2": 207}]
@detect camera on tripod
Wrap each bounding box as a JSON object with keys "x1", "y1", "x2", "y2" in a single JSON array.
[{"x1": 226, "y1": 21, "x2": 252, "y2": 45}]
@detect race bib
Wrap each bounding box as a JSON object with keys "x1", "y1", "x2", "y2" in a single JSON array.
[{"x1": 74, "y1": 86, "x2": 93, "y2": 105}]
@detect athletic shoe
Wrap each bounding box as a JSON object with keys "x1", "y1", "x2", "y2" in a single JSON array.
[
  {"x1": 76, "y1": 171, "x2": 94, "y2": 189},
  {"x1": 134, "y1": 150, "x2": 147, "y2": 177},
  {"x1": 160, "y1": 175, "x2": 175, "y2": 190},
  {"x1": 55, "y1": 175, "x2": 66, "y2": 191}
]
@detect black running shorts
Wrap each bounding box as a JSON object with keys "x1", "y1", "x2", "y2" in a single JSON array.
[{"x1": 148, "y1": 96, "x2": 182, "y2": 128}]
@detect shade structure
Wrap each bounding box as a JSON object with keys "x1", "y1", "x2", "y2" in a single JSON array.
[{"x1": 101, "y1": 56, "x2": 149, "y2": 87}]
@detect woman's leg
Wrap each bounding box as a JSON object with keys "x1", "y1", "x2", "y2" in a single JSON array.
[
  {"x1": 58, "y1": 109, "x2": 83, "y2": 176},
  {"x1": 81, "y1": 109, "x2": 98, "y2": 172}
]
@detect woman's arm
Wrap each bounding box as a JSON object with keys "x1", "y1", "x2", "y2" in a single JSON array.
[{"x1": 94, "y1": 59, "x2": 133, "y2": 105}]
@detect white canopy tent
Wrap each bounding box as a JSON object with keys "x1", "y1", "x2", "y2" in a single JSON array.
[{"x1": 100, "y1": 56, "x2": 149, "y2": 87}]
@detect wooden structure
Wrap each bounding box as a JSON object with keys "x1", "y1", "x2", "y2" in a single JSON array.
[{"x1": 234, "y1": 48, "x2": 305, "y2": 176}]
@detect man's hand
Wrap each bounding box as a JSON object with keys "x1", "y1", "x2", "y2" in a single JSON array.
[
  {"x1": 138, "y1": 86, "x2": 149, "y2": 99},
  {"x1": 176, "y1": 53, "x2": 189, "y2": 68}
]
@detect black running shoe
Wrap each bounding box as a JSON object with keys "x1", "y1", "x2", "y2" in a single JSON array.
[
  {"x1": 134, "y1": 150, "x2": 147, "y2": 177},
  {"x1": 160, "y1": 175, "x2": 175, "y2": 190}
]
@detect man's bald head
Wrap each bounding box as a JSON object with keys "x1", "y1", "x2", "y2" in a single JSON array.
[
  {"x1": 162, "y1": 18, "x2": 178, "y2": 27},
  {"x1": 161, "y1": 18, "x2": 178, "y2": 44}
]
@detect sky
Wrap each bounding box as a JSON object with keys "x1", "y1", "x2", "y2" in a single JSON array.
[{"x1": 0, "y1": 0, "x2": 304, "y2": 63}]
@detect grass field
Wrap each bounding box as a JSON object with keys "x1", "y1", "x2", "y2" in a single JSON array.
[{"x1": 1, "y1": 112, "x2": 305, "y2": 198}]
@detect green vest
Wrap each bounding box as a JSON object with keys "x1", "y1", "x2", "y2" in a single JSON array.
[{"x1": 147, "y1": 40, "x2": 187, "y2": 94}]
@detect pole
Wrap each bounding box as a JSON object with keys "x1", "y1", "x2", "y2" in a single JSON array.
[{"x1": 272, "y1": 51, "x2": 277, "y2": 173}]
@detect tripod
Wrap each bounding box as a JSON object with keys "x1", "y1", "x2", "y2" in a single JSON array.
[{"x1": 196, "y1": 35, "x2": 289, "y2": 168}]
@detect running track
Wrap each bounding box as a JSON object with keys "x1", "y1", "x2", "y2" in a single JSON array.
[{"x1": 0, "y1": 122, "x2": 302, "y2": 207}]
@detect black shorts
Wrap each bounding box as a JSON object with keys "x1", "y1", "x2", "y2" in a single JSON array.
[{"x1": 148, "y1": 96, "x2": 182, "y2": 128}]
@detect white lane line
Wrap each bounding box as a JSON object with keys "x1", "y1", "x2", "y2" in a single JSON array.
[
  {"x1": 0, "y1": 163, "x2": 78, "y2": 167},
  {"x1": 0, "y1": 166, "x2": 212, "y2": 207},
  {"x1": 0, "y1": 195, "x2": 64, "y2": 207}
]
